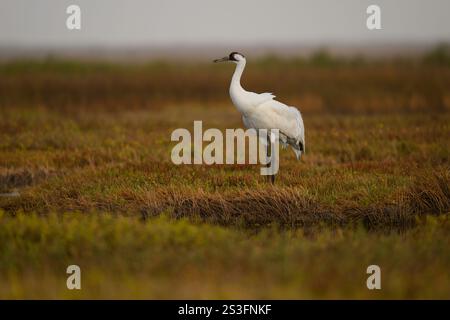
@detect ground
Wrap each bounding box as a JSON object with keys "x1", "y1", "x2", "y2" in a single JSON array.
[{"x1": 0, "y1": 56, "x2": 449, "y2": 298}]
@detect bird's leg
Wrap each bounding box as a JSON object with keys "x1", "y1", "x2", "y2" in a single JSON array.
[
  {"x1": 266, "y1": 134, "x2": 275, "y2": 184},
  {"x1": 269, "y1": 169, "x2": 275, "y2": 184}
]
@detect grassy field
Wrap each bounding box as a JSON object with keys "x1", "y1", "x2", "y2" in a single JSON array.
[
  {"x1": 0, "y1": 213, "x2": 448, "y2": 299},
  {"x1": 0, "y1": 51, "x2": 449, "y2": 298}
]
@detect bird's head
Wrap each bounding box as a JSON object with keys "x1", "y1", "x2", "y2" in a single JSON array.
[{"x1": 213, "y1": 52, "x2": 245, "y2": 64}]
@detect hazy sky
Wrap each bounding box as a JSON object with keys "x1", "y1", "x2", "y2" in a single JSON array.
[{"x1": 1, "y1": 0, "x2": 449, "y2": 47}]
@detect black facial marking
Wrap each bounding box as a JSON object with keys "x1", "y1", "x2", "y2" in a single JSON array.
[{"x1": 229, "y1": 51, "x2": 244, "y2": 61}]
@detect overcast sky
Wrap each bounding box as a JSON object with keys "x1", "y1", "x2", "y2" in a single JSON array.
[{"x1": 0, "y1": 0, "x2": 449, "y2": 47}]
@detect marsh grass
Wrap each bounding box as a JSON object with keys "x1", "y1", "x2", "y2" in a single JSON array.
[
  {"x1": 0, "y1": 57, "x2": 449, "y2": 298},
  {"x1": 0, "y1": 212, "x2": 448, "y2": 299},
  {"x1": 1, "y1": 106, "x2": 448, "y2": 228}
]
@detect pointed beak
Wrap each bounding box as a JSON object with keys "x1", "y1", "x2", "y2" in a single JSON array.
[{"x1": 213, "y1": 56, "x2": 230, "y2": 63}]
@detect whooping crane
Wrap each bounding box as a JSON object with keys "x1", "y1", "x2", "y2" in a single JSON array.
[{"x1": 214, "y1": 52, "x2": 305, "y2": 184}]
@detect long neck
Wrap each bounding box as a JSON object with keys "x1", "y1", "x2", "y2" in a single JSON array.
[
  {"x1": 229, "y1": 59, "x2": 252, "y2": 114},
  {"x1": 230, "y1": 60, "x2": 246, "y2": 92}
]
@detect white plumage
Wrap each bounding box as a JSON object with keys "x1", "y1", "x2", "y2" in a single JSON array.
[{"x1": 214, "y1": 52, "x2": 305, "y2": 160}]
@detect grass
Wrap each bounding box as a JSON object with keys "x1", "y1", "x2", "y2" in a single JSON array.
[
  {"x1": 0, "y1": 54, "x2": 449, "y2": 298},
  {"x1": 1, "y1": 53, "x2": 450, "y2": 114},
  {"x1": 1, "y1": 107, "x2": 448, "y2": 228},
  {"x1": 0, "y1": 212, "x2": 449, "y2": 299}
]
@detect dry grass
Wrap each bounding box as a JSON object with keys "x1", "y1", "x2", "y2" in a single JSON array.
[
  {"x1": 0, "y1": 104, "x2": 448, "y2": 229},
  {"x1": 1, "y1": 54, "x2": 450, "y2": 114}
]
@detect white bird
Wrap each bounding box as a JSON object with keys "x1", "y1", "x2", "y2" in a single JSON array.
[{"x1": 214, "y1": 52, "x2": 305, "y2": 183}]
